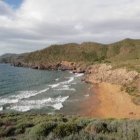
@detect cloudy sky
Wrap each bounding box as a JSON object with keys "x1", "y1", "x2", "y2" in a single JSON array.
[{"x1": 0, "y1": 0, "x2": 140, "y2": 55}]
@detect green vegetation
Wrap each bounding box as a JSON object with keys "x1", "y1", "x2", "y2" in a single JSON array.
[
  {"x1": 1, "y1": 38, "x2": 140, "y2": 72},
  {"x1": 0, "y1": 113, "x2": 140, "y2": 140},
  {"x1": 23, "y1": 39, "x2": 140, "y2": 69}
]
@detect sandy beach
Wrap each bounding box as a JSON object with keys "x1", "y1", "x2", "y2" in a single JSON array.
[{"x1": 81, "y1": 83, "x2": 140, "y2": 119}]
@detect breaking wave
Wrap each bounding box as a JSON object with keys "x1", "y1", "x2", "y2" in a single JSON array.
[
  {"x1": 0, "y1": 88, "x2": 49, "y2": 106},
  {"x1": 0, "y1": 72, "x2": 84, "y2": 112},
  {"x1": 7, "y1": 96, "x2": 69, "y2": 112}
]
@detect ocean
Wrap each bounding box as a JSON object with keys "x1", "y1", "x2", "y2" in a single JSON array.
[{"x1": 0, "y1": 64, "x2": 91, "y2": 114}]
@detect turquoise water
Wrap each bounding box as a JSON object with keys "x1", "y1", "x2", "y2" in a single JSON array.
[{"x1": 0, "y1": 64, "x2": 91, "y2": 114}]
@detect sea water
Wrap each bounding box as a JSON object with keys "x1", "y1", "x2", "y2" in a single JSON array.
[{"x1": 0, "y1": 64, "x2": 91, "y2": 114}]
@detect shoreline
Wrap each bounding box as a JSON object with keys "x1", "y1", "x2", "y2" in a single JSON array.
[
  {"x1": 1, "y1": 64, "x2": 140, "y2": 119},
  {"x1": 81, "y1": 82, "x2": 140, "y2": 119}
]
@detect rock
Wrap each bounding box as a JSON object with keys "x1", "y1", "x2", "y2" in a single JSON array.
[{"x1": 85, "y1": 64, "x2": 139, "y2": 86}]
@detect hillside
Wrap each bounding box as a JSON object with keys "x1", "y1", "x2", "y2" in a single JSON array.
[
  {"x1": 23, "y1": 38, "x2": 140, "y2": 64},
  {"x1": 0, "y1": 39, "x2": 140, "y2": 72}
]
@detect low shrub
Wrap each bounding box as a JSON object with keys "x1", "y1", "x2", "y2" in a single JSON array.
[
  {"x1": 85, "y1": 121, "x2": 109, "y2": 134},
  {"x1": 132, "y1": 96, "x2": 140, "y2": 105},
  {"x1": 29, "y1": 122, "x2": 57, "y2": 138},
  {"x1": 53, "y1": 122, "x2": 80, "y2": 137},
  {"x1": 125, "y1": 86, "x2": 137, "y2": 94}
]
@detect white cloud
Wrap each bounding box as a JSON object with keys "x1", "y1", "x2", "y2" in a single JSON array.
[{"x1": 0, "y1": 0, "x2": 140, "y2": 55}]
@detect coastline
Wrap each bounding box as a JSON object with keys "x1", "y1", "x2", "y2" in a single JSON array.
[
  {"x1": 1, "y1": 63, "x2": 140, "y2": 119},
  {"x1": 81, "y1": 82, "x2": 140, "y2": 119}
]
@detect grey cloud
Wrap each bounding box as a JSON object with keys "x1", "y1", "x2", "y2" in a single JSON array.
[{"x1": 0, "y1": 0, "x2": 140, "y2": 55}]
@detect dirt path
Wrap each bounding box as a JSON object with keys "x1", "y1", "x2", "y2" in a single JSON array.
[{"x1": 81, "y1": 83, "x2": 140, "y2": 119}]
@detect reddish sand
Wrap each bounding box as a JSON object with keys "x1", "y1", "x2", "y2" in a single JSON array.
[{"x1": 81, "y1": 83, "x2": 140, "y2": 119}]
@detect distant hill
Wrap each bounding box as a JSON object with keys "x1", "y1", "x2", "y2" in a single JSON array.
[
  {"x1": 0, "y1": 53, "x2": 18, "y2": 63},
  {"x1": 0, "y1": 53, "x2": 28, "y2": 63},
  {"x1": 0, "y1": 38, "x2": 140, "y2": 71}
]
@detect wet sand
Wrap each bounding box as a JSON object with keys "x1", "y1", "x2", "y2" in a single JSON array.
[{"x1": 81, "y1": 83, "x2": 140, "y2": 119}]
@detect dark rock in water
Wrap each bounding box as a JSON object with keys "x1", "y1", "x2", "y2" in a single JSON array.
[
  {"x1": 32, "y1": 65, "x2": 39, "y2": 69},
  {"x1": 13, "y1": 62, "x2": 23, "y2": 67}
]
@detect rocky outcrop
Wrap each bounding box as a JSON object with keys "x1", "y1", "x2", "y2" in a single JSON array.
[
  {"x1": 84, "y1": 64, "x2": 140, "y2": 86},
  {"x1": 12, "y1": 60, "x2": 87, "y2": 73},
  {"x1": 60, "y1": 61, "x2": 87, "y2": 73}
]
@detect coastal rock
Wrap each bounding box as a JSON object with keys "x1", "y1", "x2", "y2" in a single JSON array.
[
  {"x1": 85, "y1": 64, "x2": 139, "y2": 86},
  {"x1": 59, "y1": 61, "x2": 75, "y2": 71}
]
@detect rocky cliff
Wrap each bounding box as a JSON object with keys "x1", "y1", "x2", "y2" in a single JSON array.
[{"x1": 84, "y1": 64, "x2": 139, "y2": 85}]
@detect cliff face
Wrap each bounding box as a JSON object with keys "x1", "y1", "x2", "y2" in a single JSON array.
[
  {"x1": 84, "y1": 64, "x2": 139, "y2": 85},
  {"x1": 12, "y1": 60, "x2": 88, "y2": 73}
]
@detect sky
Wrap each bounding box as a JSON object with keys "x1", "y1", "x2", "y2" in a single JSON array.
[{"x1": 0, "y1": 0, "x2": 140, "y2": 55}]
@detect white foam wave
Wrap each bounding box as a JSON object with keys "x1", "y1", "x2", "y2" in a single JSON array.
[
  {"x1": 49, "y1": 76, "x2": 75, "y2": 90},
  {"x1": 0, "y1": 88, "x2": 49, "y2": 106},
  {"x1": 53, "y1": 103, "x2": 63, "y2": 110},
  {"x1": 54, "y1": 87, "x2": 75, "y2": 91},
  {"x1": 60, "y1": 77, "x2": 75, "y2": 85},
  {"x1": 54, "y1": 84, "x2": 75, "y2": 91},
  {"x1": 50, "y1": 73, "x2": 83, "y2": 91},
  {"x1": 55, "y1": 78, "x2": 59, "y2": 81},
  {"x1": 8, "y1": 96, "x2": 69, "y2": 112},
  {"x1": 13, "y1": 88, "x2": 49, "y2": 99},
  {"x1": 74, "y1": 73, "x2": 84, "y2": 77},
  {"x1": 49, "y1": 83, "x2": 60, "y2": 88},
  {"x1": 9, "y1": 105, "x2": 31, "y2": 112},
  {"x1": 0, "y1": 98, "x2": 19, "y2": 105}
]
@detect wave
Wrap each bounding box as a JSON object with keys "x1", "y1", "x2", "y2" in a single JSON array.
[
  {"x1": 54, "y1": 87, "x2": 75, "y2": 91},
  {"x1": 11, "y1": 88, "x2": 49, "y2": 100},
  {"x1": 50, "y1": 76, "x2": 75, "y2": 87},
  {"x1": 55, "y1": 78, "x2": 59, "y2": 81},
  {"x1": 48, "y1": 74, "x2": 83, "y2": 91},
  {"x1": 52, "y1": 103, "x2": 63, "y2": 110},
  {"x1": 8, "y1": 96, "x2": 69, "y2": 112},
  {"x1": 49, "y1": 83, "x2": 60, "y2": 88},
  {"x1": 0, "y1": 98, "x2": 19, "y2": 105},
  {"x1": 74, "y1": 73, "x2": 84, "y2": 77},
  {"x1": 0, "y1": 88, "x2": 49, "y2": 106}
]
